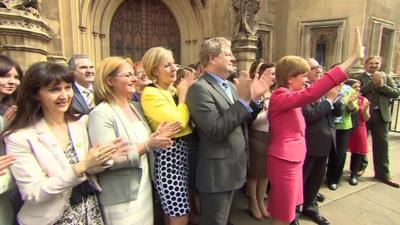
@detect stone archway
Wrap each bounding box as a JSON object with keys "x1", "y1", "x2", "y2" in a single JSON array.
[
  {"x1": 71, "y1": 0, "x2": 210, "y2": 66},
  {"x1": 109, "y1": 0, "x2": 181, "y2": 63}
]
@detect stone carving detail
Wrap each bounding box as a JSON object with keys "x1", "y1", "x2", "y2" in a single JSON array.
[
  {"x1": 0, "y1": 0, "x2": 41, "y2": 15},
  {"x1": 233, "y1": 0, "x2": 261, "y2": 38}
]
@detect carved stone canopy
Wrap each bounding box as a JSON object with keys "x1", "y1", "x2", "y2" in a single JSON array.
[{"x1": 233, "y1": 0, "x2": 261, "y2": 38}]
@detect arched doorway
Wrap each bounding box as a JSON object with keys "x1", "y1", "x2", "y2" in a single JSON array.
[{"x1": 109, "y1": 0, "x2": 181, "y2": 62}]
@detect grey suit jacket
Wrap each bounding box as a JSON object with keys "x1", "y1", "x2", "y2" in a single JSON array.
[
  {"x1": 356, "y1": 72, "x2": 400, "y2": 122},
  {"x1": 302, "y1": 99, "x2": 342, "y2": 157},
  {"x1": 186, "y1": 72, "x2": 258, "y2": 193},
  {"x1": 88, "y1": 101, "x2": 154, "y2": 206},
  {"x1": 72, "y1": 83, "x2": 92, "y2": 114}
]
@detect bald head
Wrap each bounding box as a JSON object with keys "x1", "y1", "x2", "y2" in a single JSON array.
[{"x1": 306, "y1": 58, "x2": 322, "y2": 84}]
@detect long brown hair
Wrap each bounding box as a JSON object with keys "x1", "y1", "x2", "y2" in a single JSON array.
[
  {"x1": 2, "y1": 62, "x2": 77, "y2": 137},
  {"x1": 0, "y1": 55, "x2": 23, "y2": 114}
]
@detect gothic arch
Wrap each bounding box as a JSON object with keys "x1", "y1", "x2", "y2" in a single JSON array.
[{"x1": 78, "y1": 0, "x2": 209, "y2": 66}]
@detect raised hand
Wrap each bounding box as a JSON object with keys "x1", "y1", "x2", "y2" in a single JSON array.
[
  {"x1": 176, "y1": 76, "x2": 194, "y2": 103},
  {"x1": 326, "y1": 86, "x2": 340, "y2": 102},
  {"x1": 156, "y1": 121, "x2": 182, "y2": 138},
  {"x1": 234, "y1": 71, "x2": 253, "y2": 103},
  {"x1": 252, "y1": 71, "x2": 269, "y2": 99},
  {"x1": 4, "y1": 105, "x2": 17, "y2": 127},
  {"x1": 0, "y1": 155, "x2": 16, "y2": 176}
]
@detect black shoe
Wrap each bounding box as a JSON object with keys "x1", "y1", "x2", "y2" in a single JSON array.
[
  {"x1": 316, "y1": 193, "x2": 325, "y2": 202},
  {"x1": 349, "y1": 176, "x2": 358, "y2": 186},
  {"x1": 302, "y1": 211, "x2": 330, "y2": 225},
  {"x1": 375, "y1": 177, "x2": 400, "y2": 188},
  {"x1": 290, "y1": 218, "x2": 300, "y2": 225},
  {"x1": 328, "y1": 183, "x2": 337, "y2": 191}
]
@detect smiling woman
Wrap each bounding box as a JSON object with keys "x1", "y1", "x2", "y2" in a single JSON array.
[
  {"x1": 2, "y1": 62, "x2": 127, "y2": 225},
  {"x1": 0, "y1": 55, "x2": 23, "y2": 115}
]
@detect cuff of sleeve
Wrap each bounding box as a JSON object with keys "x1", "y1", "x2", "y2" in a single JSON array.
[{"x1": 238, "y1": 99, "x2": 253, "y2": 112}]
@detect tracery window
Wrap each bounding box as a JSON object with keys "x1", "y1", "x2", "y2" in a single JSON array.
[{"x1": 110, "y1": 0, "x2": 181, "y2": 63}]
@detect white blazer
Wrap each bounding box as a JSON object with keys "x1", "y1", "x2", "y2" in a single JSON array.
[{"x1": 5, "y1": 116, "x2": 103, "y2": 225}]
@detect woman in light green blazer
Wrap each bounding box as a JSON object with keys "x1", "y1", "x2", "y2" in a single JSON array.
[{"x1": 89, "y1": 57, "x2": 180, "y2": 225}]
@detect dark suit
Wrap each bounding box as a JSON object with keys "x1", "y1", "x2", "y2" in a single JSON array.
[
  {"x1": 72, "y1": 83, "x2": 92, "y2": 114},
  {"x1": 301, "y1": 99, "x2": 342, "y2": 215},
  {"x1": 356, "y1": 72, "x2": 400, "y2": 179},
  {"x1": 186, "y1": 72, "x2": 260, "y2": 225}
]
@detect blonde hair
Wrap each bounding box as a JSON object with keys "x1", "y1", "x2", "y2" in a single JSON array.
[
  {"x1": 199, "y1": 37, "x2": 231, "y2": 68},
  {"x1": 275, "y1": 55, "x2": 310, "y2": 87},
  {"x1": 94, "y1": 56, "x2": 133, "y2": 104},
  {"x1": 142, "y1": 47, "x2": 173, "y2": 81}
]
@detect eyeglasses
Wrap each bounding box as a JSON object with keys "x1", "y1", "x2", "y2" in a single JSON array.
[
  {"x1": 114, "y1": 72, "x2": 136, "y2": 79},
  {"x1": 310, "y1": 65, "x2": 322, "y2": 70}
]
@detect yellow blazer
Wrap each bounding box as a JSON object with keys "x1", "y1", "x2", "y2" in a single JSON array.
[
  {"x1": 5, "y1": 116, "x2": 104, "y2": 225},
  {"x1": 141, "y1": 85, "x2": 192, "y2": 137}
]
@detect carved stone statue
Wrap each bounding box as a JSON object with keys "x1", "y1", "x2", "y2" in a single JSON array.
[
  {"x1": 0, "y1": 0, "x2": 41, "y2": 15},
  {"x1": 233, "y1": 0, "x2": 261, "y2": 38}
]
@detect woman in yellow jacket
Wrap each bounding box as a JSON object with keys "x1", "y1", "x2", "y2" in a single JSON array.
[{"x1": 141, "y1": 47, "x2": 193, "y2": 225}]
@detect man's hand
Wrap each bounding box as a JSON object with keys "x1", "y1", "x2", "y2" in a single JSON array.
[
  {"x1": 234, "y1": 71, "x2": 253, "y2": 103},
  {"x1": 326, "y1": 86, "x2": 340, "y2": 102}
]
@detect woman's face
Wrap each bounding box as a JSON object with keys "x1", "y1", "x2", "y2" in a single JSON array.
[
  {"x1": 108, "y1": 62, "x2": 137, "y2": 98},
  {"x1": 288, "y1": 72, "x2": 308, "y2": 91},
  {"x1": 37, "y1": 81, "x2": 73, "y2": 115},
  {"x1": 351, "y1": 82, "x2": 361, "y2": 93},
  {"x1": 262, "y1": 67, "x2": 276, "y2": 86},
  {"x1": 134, "y1": 66, "x2": 151, "y2": 90},
  {"x1": 0, "y1": 67, "x2": 20, "y2": 96},
  {"x1": 153, "y1": 54, "x2": 177, "y2": 88}
]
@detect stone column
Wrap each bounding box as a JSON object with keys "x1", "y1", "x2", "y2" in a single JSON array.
[
  {"x1": 232, "y1": 0, "x2": 261, "y2": 72},
  {"x1": 232, "y1": 36, "x2": 258, "y2": 72}
]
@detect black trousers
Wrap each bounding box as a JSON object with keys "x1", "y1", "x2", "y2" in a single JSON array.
[
  {"x1": 326, "y1": 129, "x2": 351, "y2": 184},
  {"x1": 302, "y1": 154, "x2": 329, "y2": 214}
]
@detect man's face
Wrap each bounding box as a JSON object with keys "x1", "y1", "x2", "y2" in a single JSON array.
[
  {"x1": 212, "y1": 46, "x2": 236, "y2": 78},
  {"x1": 307, "y1": 59, "x2": 322, "y2": 84},
  {"x1": 364, "y1": 58, "x2": 381, "y2": 74},
  {"x1": 73, "y1": 58, "x2": 95, "y2": 88}
]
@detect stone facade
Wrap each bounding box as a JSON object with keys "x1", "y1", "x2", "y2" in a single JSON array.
[{"x1": 1, "y1": 0, "x2": 399, "y2": 75}]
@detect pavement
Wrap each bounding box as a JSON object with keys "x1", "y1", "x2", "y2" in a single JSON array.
[{"x1": 230, "y1": 132, "x2": 400, "y2": 225}]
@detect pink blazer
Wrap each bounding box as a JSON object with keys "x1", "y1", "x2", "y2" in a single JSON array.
[
  {"x1": 5, "y1": 116, "x2": 103, "y2": 225},
  {"x1": 267, "y1": 66, "x2": 347, "y2": 162}
]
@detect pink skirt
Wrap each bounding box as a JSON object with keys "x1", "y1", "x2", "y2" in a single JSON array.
[{"x1": 267, "y1": 155, "x2": 303, "y2": 222}]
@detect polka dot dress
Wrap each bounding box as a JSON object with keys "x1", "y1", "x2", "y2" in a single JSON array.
[{"x1": 154, "y1": 137, "x2": 190, "y2": 217}]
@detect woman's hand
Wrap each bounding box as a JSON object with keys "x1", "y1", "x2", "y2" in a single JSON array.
[
  {"x1": 110, "y1": 138, "x2": 130, "y2": 158},
  {"x1": 156, "y1": 121, "x2": 182, "y2": 138},
  {"x1": 176, "y1": 76, "x2": 194, "y2": 103},
  {"x1": 146, "y1": 131, "x2": 173, "y2": 149},
  {"x1": 352, "y1": 26, "x2": 365, "y2": 60},
  {"x1": 0, "y1": 155, "x2": 16, "y2": 176},
  {"x1": 75, "y1": 143, "x2": 119, "y2": 174},
  {"x1": 3, "y1": 105, "x2": 17, "y2": 127}
]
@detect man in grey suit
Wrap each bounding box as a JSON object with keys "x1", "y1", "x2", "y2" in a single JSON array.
[
  {"x1": 186, "y1": 37, "x2": 267, "y2": 225},
  {"x1": 67, "y1": 54, "x2": 95, "y2": 114},
  {"x1": 356, "y1": 56, "x2": 400, "y2": 188}
]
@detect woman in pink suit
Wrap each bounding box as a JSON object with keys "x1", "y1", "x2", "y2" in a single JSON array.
[
  {"x1": 346, "y1": 79, "x2": 370, "y2": 186},
  {"x1": 266, "y1": 27, "x2": 364, "y2": 225}
]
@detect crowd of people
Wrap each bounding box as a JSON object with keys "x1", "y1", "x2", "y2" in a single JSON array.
[{"x1": 0, "y1": 27, "x2": 399, "y2": 225}]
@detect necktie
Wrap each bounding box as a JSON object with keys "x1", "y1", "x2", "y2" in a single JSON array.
[
  {"x1": 221, "y1": 82, "x2": 234, "y2": 103},
  {"x1": 83, "y1": 89, "x2": 94, "y2": 108}
]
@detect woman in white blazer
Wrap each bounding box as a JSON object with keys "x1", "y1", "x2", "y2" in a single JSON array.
[
  {"x1": 2, "y1": 62, "x2": 127, "y2": 225},
  {"x1": 89, "y1": 57, "x2": 180, "y2": 225}
]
